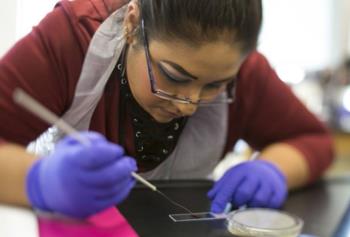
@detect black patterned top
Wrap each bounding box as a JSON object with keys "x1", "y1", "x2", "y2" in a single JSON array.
[{"x1": 116, "y1": 50, "x2": 187, "y2": 172}]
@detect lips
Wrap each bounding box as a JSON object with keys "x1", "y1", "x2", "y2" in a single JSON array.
[{"x1": 160, "y1": 108, "x2": 181, "y2": 118}]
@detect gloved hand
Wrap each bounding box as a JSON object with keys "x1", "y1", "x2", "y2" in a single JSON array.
[
  {"x1": 26, "y1": 132, "x2": 137, "y2": 218},
  {"x1": 207, "y1": 160, "x2": 287, "y2": 213}
]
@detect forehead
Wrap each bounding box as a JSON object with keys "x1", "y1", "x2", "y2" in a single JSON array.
[{"x1": 148, "y1": 39, "x2": 244, "y2": 78}]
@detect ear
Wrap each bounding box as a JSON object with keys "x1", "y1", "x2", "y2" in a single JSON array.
[{"x1": 123, "y1": 0, "x2": 141, "y2": 44}]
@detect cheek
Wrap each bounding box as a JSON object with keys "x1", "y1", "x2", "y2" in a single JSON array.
[
  {"x1": 132, "y1": 68, "x2": 162, "y2": 108},
  {"x1": 136, "y1": 68, "x2": 151, "y2": 94}
]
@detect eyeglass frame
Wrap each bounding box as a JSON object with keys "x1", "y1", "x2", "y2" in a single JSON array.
[{"x1": 140, "y1": 19, "x2": 235, "y2": 106}]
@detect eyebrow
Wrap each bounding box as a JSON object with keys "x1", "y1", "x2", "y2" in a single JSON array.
[
  {"x1": 160, "y1": 60, "x2": 238, "y2": 84},
  {"x1": 213, "y1": 77, "x2": 237, "y2": 84},
  {"x1": 160, "y1": 60, "x2": 198, "y2": 80}
]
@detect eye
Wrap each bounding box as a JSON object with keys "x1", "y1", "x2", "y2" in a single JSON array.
[
  {"x1": 204, "y1": 83, "x2": 222, "y2": 90},
  {"x1": 204, "y1": 77, "x2": 237, "y2": 90},
  {"x1": 204, "y1": 81, "x2": 227, "y2": 90},
  {"x1": 158, "y1": 64, "x2": 190, "y2": 84}
]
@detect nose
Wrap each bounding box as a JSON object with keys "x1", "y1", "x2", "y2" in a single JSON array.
[
  {"x1": 172, "y1": 88, "x2": 201, "y2": 116},
  {"x1": 173, "y1": 102, "x2": 198, "y2": 117}
]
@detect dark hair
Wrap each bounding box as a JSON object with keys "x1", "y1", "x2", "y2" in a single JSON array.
[{"x1": 137, "y1": 0, "x2": 263, "y2": 54}]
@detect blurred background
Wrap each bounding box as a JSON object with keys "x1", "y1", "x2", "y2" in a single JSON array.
[{"x1": 1, "y1": 0, "x2": 350, "y2": 177}]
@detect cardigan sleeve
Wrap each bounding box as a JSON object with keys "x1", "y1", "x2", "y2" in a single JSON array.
[
  {"x1": 0, "y1": 3, "x2": 88, "y2": 145},
  {"x1": 0, "y1": 0, "x2": 126, "y2": 145},
  {"x1": 225, "y1": 51, "x2": 334, "y2": 183}
]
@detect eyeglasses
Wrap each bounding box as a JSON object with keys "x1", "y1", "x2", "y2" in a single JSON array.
[{"x1": 141, "y1": 19, "x2": 235, "y2": 106}]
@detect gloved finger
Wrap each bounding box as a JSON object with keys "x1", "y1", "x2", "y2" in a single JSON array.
[
  {"x1": 248, "y1": 182, "x2": 273, "y2": 207},
  {"x1": 210, "y1": 175, "x2": 246, "y2": 213},
  {"x1": 80, "y1": 131, "x2": 108, "y2": 142},
  {"x1": 78, "y1": 157, "x2": 137, "y2": 187},
  {"x1": 96, "y1": 179, "x2": 136, "y2": 209},
  {"x1": 207, "y1": 177, "x2": 227, "y2": 200},
  {"x1": 232, "y1": 176, "x2": 259, "y2": 207},
  {"x1": 261, "y1": 161, "x2": 286, "y2": 182},
  {"x1": 208, "y1": 170, "x2": 244, "y2": 200},
  {"x1": 74, "y1": 143, "x2": 126, "y2": 169},
  {"x1": 94, "y1": 177, "x2": 135, "y2": 199},
  {"x1": 55, "y1": 136, "x2": 80, "y2": 148},
  {"x1": 266, "y1": 173, "x2": 287, "y2": 208},
  {"x1": 78, "y1": 176, "x2": 134, "y2": 199},
  {"x1": 57, "y1": 131, "x2": 107, "y2": 147},
  {"x1": 268, "y1": 184, "x2": 287, "y2": 208}
]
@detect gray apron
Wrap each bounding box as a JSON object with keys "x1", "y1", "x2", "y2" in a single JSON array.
[{"x1": 27, "y1": 6, "x2": 228, "y2": 180}]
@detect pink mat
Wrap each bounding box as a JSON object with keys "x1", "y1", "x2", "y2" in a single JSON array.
[{"x1": 38, "y1": 208, "x2": 138, "y2": 237}]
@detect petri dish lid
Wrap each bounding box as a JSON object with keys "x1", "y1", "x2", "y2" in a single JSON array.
[{"x1": 226, "y1": 208, "x2": 303, "y2": 237}]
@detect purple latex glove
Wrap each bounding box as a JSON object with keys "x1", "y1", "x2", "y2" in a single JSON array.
[
  {"x1": 26, "y1": 132, "x2": 137, "y2": 218},
  {"x1": 208, "y1": 160, "x2": 287, "y2": 213}
]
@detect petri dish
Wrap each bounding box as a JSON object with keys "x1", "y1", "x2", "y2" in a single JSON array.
[{"x1": 226, "y1": 208, "x2": 303, "y2": 237}]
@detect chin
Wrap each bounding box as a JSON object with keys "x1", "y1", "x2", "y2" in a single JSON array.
[
  {"x1": 149, "y1": 111, "x2": 174, "y2": 123},
  {"x1": 153, "y1": 115, "x2": 174, "y2": 123}
]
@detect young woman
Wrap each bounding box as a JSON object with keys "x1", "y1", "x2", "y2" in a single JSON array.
[{"x1": 0, "y1": 0, "x2": 333, "y2": 218}]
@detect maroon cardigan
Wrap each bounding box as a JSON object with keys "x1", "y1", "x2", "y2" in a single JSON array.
[{"x1": 0, "y1": 0, "x2": 334, "y2": 182}]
